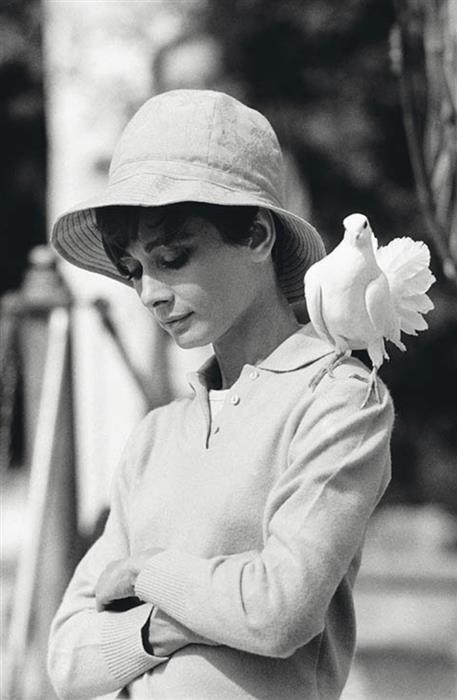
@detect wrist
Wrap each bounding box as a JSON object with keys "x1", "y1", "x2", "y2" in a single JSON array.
[
  {"x1": 129, "y1": 547, "x2": 163, "y2": 579},
  {"x1": 141, "y1": 614, "x2": 155, "y2": 655}
]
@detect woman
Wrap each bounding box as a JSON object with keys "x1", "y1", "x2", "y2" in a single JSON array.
[{"x1": 48, "y1": 89, "x2": 393, "y2": 700}]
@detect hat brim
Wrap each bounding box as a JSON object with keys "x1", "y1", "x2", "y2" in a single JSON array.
[{"x1": 52, "y1": 172, "x2": 326, "y2": 304}]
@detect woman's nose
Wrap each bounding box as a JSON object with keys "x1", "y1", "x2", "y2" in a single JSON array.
[{"x1": 138, "y1": 274, "x2": 174, "y2": 309}]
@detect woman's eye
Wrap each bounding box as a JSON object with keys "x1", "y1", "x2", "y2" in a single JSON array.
[
  {"x1": 118, "y1": 259, "x2": 142, "y2": 281},
  {"x1": 156, "y1": 247, "x2": 190, "y2": 270}
]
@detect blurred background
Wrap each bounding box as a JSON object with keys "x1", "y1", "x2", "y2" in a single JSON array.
[{"x1": 1, "y1": 1, "x2": 456, "y2": 698}]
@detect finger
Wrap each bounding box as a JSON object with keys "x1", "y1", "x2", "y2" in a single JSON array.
[{"x1": 95, "y1": 587, "x2": 108, "y2": 612}]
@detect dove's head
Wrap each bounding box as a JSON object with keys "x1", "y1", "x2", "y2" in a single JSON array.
[{"x1": 342, "y1": 213, "x2": 375, "y2": 250}]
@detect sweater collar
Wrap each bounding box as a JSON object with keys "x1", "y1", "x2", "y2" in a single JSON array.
[
  {"x1": 188, "y1": 323, "x2": 333, "y2": 392},
  {"x1": 187, "y1": 324, "x2": 333, "y2": 449},
  {"x1": 257, "y1": 323, "x2": 334, "y2": 373}
]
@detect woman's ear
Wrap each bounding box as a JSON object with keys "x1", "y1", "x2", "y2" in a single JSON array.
[{"x1": 248, "y1": 209, "x2": 276, "y2": 262}]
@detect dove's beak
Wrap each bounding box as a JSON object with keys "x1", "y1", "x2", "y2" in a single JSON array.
[{"x1": 343, "y1": 227, "x2": 360, "y2": 240}]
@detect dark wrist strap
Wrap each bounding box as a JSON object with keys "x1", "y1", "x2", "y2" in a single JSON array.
[{"x1": 141, "y1": 615, "x2": 155, "y2": 655}]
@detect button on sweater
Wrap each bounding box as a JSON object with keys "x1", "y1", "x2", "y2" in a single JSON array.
[{"x1": 48, "y1": 324, "x2": 393, "y2": 700}]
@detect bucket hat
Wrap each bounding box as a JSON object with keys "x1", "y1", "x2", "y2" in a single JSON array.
[{"x1": 51, "y1": 89, "x2": 326, "y2": 303}]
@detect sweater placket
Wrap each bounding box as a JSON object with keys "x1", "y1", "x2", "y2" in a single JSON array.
[{"x1": 188, "y1": 365, "x2": 264, "y2": 450}]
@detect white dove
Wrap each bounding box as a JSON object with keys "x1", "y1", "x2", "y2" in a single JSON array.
[{"x1": 304, "y1": 213, "x2": 435, "y2": 407}]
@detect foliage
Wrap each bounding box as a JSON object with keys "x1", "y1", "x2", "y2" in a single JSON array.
[
  {"x1": 204, "y1": 0, "x2": 419, "y2": 247},
  {"x1": 0, "y1": 0, "x2": 46, "y2": 295},
  {"x1": 394, "y1": 0, "x2": 457, "y2": 283}
]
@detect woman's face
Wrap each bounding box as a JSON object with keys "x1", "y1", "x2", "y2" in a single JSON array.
[{"x1": 120, "y1": 208, "x2": 265, "y2": 349}]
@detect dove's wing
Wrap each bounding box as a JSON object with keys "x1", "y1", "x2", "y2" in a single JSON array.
[
  {"x1": 364, "y1": 275, "x2": 395, "y2": 367},
  {"x1": 376, "y1": 237, "x2": 435, "y2": 336},
  {"x1": 365, "y1": 275, "x2": 396, "y2": 338},
  {"x1": 304, "y1": 266, "x2": 334, "y2": 346}
]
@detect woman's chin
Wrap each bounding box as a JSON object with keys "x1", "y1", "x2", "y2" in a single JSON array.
[
  {"x1": 174, "y1": 336, "x2": 202, "y2": 349},
  {"x1": 168, "y1": 327, "x2": 212, "y2": 350}
]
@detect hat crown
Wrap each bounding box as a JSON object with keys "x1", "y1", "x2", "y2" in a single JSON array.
[{"x1": 110, "y1": 89, "x2": 284, "y2": 207}]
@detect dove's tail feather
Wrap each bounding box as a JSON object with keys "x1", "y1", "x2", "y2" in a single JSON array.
[{"x1": 376, "y1": 237, "x2": 435, "y2": 337}]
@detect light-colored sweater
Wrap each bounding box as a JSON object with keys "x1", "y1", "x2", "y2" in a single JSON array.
[{"x1": 48, "y1": 324, "x2": 393, "y2": 700}]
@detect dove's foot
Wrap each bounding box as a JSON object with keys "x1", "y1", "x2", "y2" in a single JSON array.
[
  {"x1": 360, "y1": 367, "x2": 381, "y2": 408},
  {"x1": 309, "y1": 365, "x2": 329, "y2": 391},
  {"x1": 309, "y1": 351, "x2": 350, "y2": 391}
]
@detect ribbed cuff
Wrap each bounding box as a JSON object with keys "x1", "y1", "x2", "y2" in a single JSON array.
[
  {"x1": 101, "y1": 603, "x2": 166, "y2": 683},
  {"x1": 135, "y1": 550, "x2": 204, "y2": 621}
]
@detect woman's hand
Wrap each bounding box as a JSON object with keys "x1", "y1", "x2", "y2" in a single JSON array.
[
  {"x1": 95, "y1": 547, "x2": 163, "y2": 611},
  {"x1": 95, "y1": 558, "x2": 136, "y2": 611}
]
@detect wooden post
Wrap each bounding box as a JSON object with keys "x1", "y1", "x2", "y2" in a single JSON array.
[
  {"x1": 19, "y1": 247, "x2": 72, "y2": 458},
  {"x1": 5, "y1": 246, "x2": 79, "y2": 700}
]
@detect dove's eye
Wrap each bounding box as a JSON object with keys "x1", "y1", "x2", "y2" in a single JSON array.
[{"x1": 362, "y1": 220, "x2": 368, "y2": 229}]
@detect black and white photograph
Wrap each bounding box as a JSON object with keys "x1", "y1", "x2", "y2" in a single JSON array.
[{"x1": 1, "y1": 2, "x2": 456, "y2": 699}]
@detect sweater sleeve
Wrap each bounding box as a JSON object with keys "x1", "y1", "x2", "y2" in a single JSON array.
[
  {"x1": 135, "y1": 373, "x2": 394, "y2": 659},
  {"x1": 47, "y1": 416, "x2": 205, "y2": 700}
]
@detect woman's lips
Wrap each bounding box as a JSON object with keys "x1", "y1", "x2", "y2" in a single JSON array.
[{"x1": 163, "y1": 312, "x2": 193, "y2": 329}]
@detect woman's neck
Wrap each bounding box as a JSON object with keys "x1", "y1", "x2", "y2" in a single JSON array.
[{"x1": 213, "y1": 287, "x2": 300, "y2": 389}]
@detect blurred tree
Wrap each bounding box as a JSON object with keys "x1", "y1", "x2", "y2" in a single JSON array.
[
  {"x1": 0, "y1": 0, "x2": 46, "y2": 295},
  {"x1": 388, "y1": 0, "x2": 457, "y2": 513},
  {"x1": 393, "y1": 0, "x2": 457, "y2": 284}
]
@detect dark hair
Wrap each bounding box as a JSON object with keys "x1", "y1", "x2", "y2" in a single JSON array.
[{"x1": 96, "y1": 202, "x2": 282, "y2": 277}]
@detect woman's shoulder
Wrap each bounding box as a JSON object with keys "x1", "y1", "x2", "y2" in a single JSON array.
[
  {"x1": 304, "y1": 354, "x2": 395, "y2": 427},
  {"x1": 324, "y1": 355, "x2": 391, "y2": 396}
]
